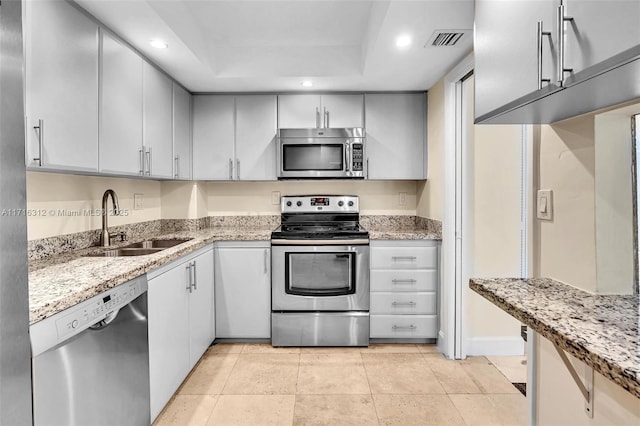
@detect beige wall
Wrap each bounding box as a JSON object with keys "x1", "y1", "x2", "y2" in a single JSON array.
[
  {"x1": 26, "y1": 172, "x2": 161, "y2": 240},
  {"x1": 206, "y1": 180, "x2": 418, "y2": 216},
  {"x1": 417, "y1": 78, "x2": 444, "y2": 221}
]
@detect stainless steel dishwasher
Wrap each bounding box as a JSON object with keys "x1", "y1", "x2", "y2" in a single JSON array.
[{"x1": 31, "y1": 275, "x2": 150, "y2": 426}]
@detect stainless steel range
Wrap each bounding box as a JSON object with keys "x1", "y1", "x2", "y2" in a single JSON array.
[{"x1": 271, "y1": 195, "x2": 370, "y2": 347}]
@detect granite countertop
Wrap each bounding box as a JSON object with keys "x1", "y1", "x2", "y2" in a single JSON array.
[
  {"x1": 367, "y1": 228, "x2": 441, "y2": 240},
  {"x1": 470, "y1": 277, "x2": 640, "y2": 399},
  {"x1": 29, "y1": 227, "x2": 272, "y2": 325}
]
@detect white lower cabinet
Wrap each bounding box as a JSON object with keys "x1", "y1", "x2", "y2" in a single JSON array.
[
  {"x1": 369, "y1": 240, "x2": 439, "y2": 340},
  {"x1": 215, "y1": 241, "x2": 271, "y2": 338},
  {"x1": 147, "y1": 246, "x2": 214, "y2": 422}
]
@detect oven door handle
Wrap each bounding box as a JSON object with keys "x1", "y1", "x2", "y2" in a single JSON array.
[{"x1": 271, "y1": 239, "x2": 369, "y2": 246}]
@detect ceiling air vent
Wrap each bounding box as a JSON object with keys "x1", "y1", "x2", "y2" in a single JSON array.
[{"x1": 425, "y1": 30, "x2": 467, "y2": 47}]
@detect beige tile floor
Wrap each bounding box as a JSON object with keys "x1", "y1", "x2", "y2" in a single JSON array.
[{"x1": 154, "y1": 344, "x2": 527, "y2": 426}]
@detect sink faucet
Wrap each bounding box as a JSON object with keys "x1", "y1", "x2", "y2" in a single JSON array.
[{"x1": 100, "y1": 189, "x2": 120, "y2": 247}]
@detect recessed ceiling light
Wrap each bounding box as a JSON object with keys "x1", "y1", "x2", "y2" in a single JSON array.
[
  {"x1": 149, "y1": 39, "x2": 168, "y2": 49},
  {"x1": 395, "y1": 35, "x2": 412, "y2": 48},
  {"x1": 301, "y1": 81, "x2": 313, "y2": 88}
]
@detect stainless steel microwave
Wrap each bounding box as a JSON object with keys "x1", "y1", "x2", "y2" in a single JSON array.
[{"x1": 277, "y1": 128, "x2": 365, "y2": 179}]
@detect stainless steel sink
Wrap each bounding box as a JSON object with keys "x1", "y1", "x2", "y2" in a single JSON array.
[
  {"x1": 88, "y1": 248, "x2": 165, "y2": 257},
  {"x1": 86, "y1": 238, "x2": 192, "y2": 257},
  {"x1": 121, "y1": 238, "x2": 192, "y2": 249}
]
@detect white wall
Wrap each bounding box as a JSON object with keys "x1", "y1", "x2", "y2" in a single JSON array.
[{"x1": 26, "y1": 172, "x2": 161, "y2": 240}]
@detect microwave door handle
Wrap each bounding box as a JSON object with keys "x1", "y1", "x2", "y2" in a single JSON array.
[{"x1": 345, "y1": 144, "x2": 350, "y2": 172}]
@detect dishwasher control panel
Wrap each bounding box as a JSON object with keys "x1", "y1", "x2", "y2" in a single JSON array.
[{"x1": 30, "y1": 275, "x2": 148, "y2": 357}]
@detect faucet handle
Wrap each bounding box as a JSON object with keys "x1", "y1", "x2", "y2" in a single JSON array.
[{"x1": 114, "y1": 231, "x2": 127, "y2": 242}]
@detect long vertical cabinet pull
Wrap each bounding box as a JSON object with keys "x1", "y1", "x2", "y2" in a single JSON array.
[
  {"x1": 323, "y1": 107, "x2": 329, "y2": 128},
  {"x1": 228, "y1": 158, "x2": 233, "y2": 179},
  {"x1": 557, "y1": 3, "x2": 574, "y2": 86},
  {"x1": 191, "y1": 261, "x2": 197, "y2": 290},
  {"x1": 33, "y1": 119, "x2": 44, "y2": 166},
  {"x1": 145, "y1": 147, "x2": 152, "y2": 176},
  {"x1": 263, "y1": 249, "x2": 268, "y2": 274},
  {"x1": 139, "y1": 149, "x2": 145, "y2": 175},
  {"x1": 236, "y1": 159, "x2": 240, "y2": 180},
  {"x1": 315, "y1": 107, "x2": 320, "y2": 128},
  {"x1": 537, "y1": 21, "x2": 552, "y2": 90},
  {"x1": 174, "y1": 155, "x2": 180, "y2": 178},
  {"x1": 185, "y1": 264, "x2": 193, "y2": 293}
]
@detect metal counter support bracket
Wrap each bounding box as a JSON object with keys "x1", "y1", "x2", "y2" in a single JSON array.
[{"x1": 553, "y1": 344, "x2": 594, "y2": 418}]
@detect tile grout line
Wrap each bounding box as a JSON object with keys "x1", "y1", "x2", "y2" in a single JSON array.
[{"x1": 360, "y1": 349, "x2": 383, "y2": 425}]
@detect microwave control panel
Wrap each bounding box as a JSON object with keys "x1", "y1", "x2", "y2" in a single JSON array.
[{"x1": 351, "y1": 143, "x2": 364, "y2": 172}]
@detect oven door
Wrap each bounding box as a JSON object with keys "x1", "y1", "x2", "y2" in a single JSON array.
[
  {"x1": 278, "y1": 139, "x2": 348, "y2": 179},
  {"x1": 272, "y1": 243, "x2": 369, "y2": 311}
]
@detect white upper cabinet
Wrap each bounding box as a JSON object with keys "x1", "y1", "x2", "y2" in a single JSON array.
[
  {"x1": 474, "y1": 0, "x2": 559, "y2": 120},
  {"x1": 564, "y1": 0, "x2": 640, "y2": 76},
  {"x1": 365, "y1": 93, "x2": 427, "y2": 180},
  {"x1": 193, "y1": 95, "x2": 277, "y2": 180},
  {"x1": 278, "y1": 94, "x2": 363, "y2": 128},
  {"x1": 192, "y1": 95, "x2": 235, "y2": 180},
  {"x1": 99, "y1": 30, "x2": 143, "y2": 176},
  {"x1": 172, "y1": 83, "x2": 191, "y2": 180},
  {"x1": 142, "y1": 62, "x2": 173, "y2": 179},
  {"x1": 235, "y1": 95, "x2": 277, "y2": 181},
  {"x1": 25, "y1": 0, "x2": 99, "y2": 172}
]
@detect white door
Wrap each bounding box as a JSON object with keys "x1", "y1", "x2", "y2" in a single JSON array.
[
  {"x1": 143, "y1": 62, "x2": 173, "y2": 178},
  {"x1": 215, "y1": 246, "x2": 271, "y2": 338},
  {"x1": 99, "y1": 30, "x2": 143, "y2": 176},
  {"x1": 25, "y1": 0, "x2": 99, "y2": 172},
  {"x1": 192, "y1": 95, "x2": 235, "y2": 180},
  {"x1": 172, "y1": 83, "x2": 191, "y2": 180},
  {"x1": 235, "y1": 95, "x2": 277, "y2": 180},
  {"x1": 365, "y1": 93, "x2": 426, "y2": 180},
  {"x1": 320, "y1": 94, "x2": 363, "y2": 128},
  {"x1": 278, "y1": 95, "x2": 321, "y2": 128},
  {"x1": 148, "y1": 262, "x2": 190, "y2": 421},
  {"x1": 188, "y1": 249, "x2": 214, "y2": 368}
]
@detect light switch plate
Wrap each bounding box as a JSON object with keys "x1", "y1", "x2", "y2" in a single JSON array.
[
  {"x1": 271, "y1": 191, "x2": 281, "y2": 205},
  {"x1": 398, "y1": 192, "x2": 407, "y2": 206},
  {"x1": 134, "y1": 193, "x2": 144, "y2": 210},
  {"x1": 537, "y1": 189, "x2": 553, "y2": 220}
]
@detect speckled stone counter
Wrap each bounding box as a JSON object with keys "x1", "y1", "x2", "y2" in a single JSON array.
[
  {"x1": 470, "y1": 277, "x2": 640, "y2": 399},
  {"x1": 29, "y1": 226, "x2": 272, "y2": 325},
  {"x1": 361, "y1": 215, "x2": 441, "y2": 240}
]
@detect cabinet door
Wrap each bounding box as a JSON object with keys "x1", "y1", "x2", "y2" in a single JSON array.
[
  {"x1": 215, "y1": 247, "x2": 271, "y2": 338},
  {"x1": 99, "y1": 30, "x2": 143, "y2": 175},
  {"x1": 192, "y1": 95, "x2": 235, "y2": 180},
  {"x1": 148, "y1": 263, "x2": 190, "y2": 421},
  {"x1": 474, "y1": 0, "x2": 558, "y2": 119},
  {"x1": 278, "y1": 95, "x2": 321, "y2": 128},
  {"x1": 235, "y1": 95, "x2": 277, "y2": 180},
  {"x1": 365, "y1": 94, "x2": 426, "y2": 180},
  {"x1": 25, "y1": 0, "x2": 98, "y2": 171},
  {"x1": 565, "y1": 0, "x2": 640, "y2": 75},
  {"x1": 321, "y1": 94, "x2": 363, "y2": 128},
  {"x1": 188, "y1": 249, "x2": 214, "y2": 368},
  {"x1": 143, "y1": 62, "x2": 173, "y2": 178},
  {"x1": 173, "y1": 83, "x2": 191, "y2": 180}
]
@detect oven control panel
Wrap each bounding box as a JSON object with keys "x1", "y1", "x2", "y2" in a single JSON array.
[{"x1": 281, "y1": 195, "x2": 359, "y2": 213}]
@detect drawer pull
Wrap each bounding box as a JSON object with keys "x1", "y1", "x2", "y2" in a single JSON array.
[
  {"x1": 392, "y1": 279, "x2": 417, "y2": 285},
  {"x1": 392, "y1": 301, "x2": 416, "y2": 307},
  {"x1": 392, "y1": 324, "x2": 417, "y2": 331},
  {"x1": 392, "y1": 256, "x2": 417, "y2": 262}
]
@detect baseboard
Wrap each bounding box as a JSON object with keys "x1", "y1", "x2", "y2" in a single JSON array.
[{"x1": 464, "y1": 336, "x2": 525, "y2": 356}]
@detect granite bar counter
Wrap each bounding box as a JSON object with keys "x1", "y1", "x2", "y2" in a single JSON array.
[{"x1": 470, "y1": 277, "x2": 640, "y2": 399}]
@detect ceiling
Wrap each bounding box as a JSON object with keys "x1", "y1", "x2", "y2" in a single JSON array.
[{"x1": 75, "y1": 0, "x2": 474, "y2": 93}]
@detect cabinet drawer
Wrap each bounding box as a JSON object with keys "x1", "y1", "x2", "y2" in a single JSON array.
[
  {"x1": 370, "y1": 315, "x2": 437, "y2": 338},
  {"x1": 370, "y1": 292, "x2": 436, "y2": 315},
  {"x1": 371, "y1": 246, "x2": 437, "y2": 269},
  {"x1": 370, "y1": 270, "x2": 437, "y2": 292}
]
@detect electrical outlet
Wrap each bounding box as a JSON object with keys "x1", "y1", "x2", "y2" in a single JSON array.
[
  {"x1": 398, "y1": 192, "x2": 407, "y2": 206},
  {"x1": 271, "y1": 191, "x2": 281, "y2": 205},
  {"x1": 134, "y1": 193, "x2": 144, "y2": 210}
]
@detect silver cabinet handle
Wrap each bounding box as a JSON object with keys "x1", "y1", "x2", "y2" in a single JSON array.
[
  {"x1": 536, "y1": 21, "x2": 551, "y2": 90},
  {"x1": 228, "y1": 158, "x2": 233, "y2": 180},
  {"x1": 323, "y1": 107, "x2": 329, "y2": 128},
  {"x1": 393, "y1": 324, "x2": 417, "y2": 331},
  {"x1": 392, "y1": 279, "x2": 417, "y2": 285},
  {"x1": 139, "y1": 149, "x2": 144, "y2": 175},
  {"x1": 236, "y1": 159, "x2": 240, "y2": 180},
  {"x1": 145, "y1": 147, "x2": 152, "y2": 176},
  {"x1": 557, "y1": 4, "x2": 574, "y2": 86},
  {"x1": 392, "y1": 256, "x2": 417, "y2": 262},
  {"x1": 33, "y1": 119, "x2": 43, "y2": 166},
  {"x1": 174, "y1": 155, "x2": 180, "y2": 178},
  {"x1": 191, "y1": 261, "x2": 197, "y2": 290},
  {"x1": 264, "y1": 249, "x2": 268, "y2": 274},
  {"x1": 185, "y1": 264, "x2": 193, "y2": 293},
  {"x1": 392, "y1": 301, "x2": 417, "y2": 307},
  {"x1": 315, "y1": 107, "x2": 320, "y2": 128}
]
